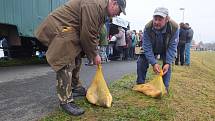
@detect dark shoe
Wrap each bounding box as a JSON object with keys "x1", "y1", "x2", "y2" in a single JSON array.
[
  {"x1": 136, "y1": 82, "x2": 145, "y2": 85},
  {"x1": 60, "y1": 103, "x2": 85, "y2": 116},
  {"x1": 72, "y1": 86, "x2": 87, "y2": 97},
  {"x1": 85, "y1": 62, "x2": 94, "y2": 66},
  {"x1": 166, "y1": 88, "x2": 169, "y2": 94}
]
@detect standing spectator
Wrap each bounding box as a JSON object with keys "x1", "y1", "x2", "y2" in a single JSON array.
[
  {"x1": 35, "y1": 0, "x2": 126, "y2": 116},
  {"x1": 85, "y1": 56, "x2": 94, "y2": 66},
  {"x1": 135, "y1": 32, "x2": 140, "y2": 46},
  {"x1": 126, "y1": 30, "x2": 132, "y2": 60},
  {"x1": 136, "y1": 7, "x2": 179, "y2": 93},
  {"x1": 131, "y1": 30, "x2": 137, "y2": 59},
  {"x1": 99, "y1": 24, "x2": 109, "y2": 63},
  {"x1": 138, "y1": 30, "x2": 143, "y2": 47},
  {"x1": 105, "y1": 17, "x2": 111, "y2": 58},
  {"x1": 1, "y1": 38, "x2": 10, "y2": 57},
  {"x1": 185, "y1": 23, "x2": 194, "y2": 66},
  {"x1": 108, "y1": 35, "x2": 117, "y2": 59},
  {"x1": 175, "y1": 23, "x2": 187, "y2": 66},
  {"x1": 115, "y1": 26, "x2": 126, "y2": 60},
  {"x1": 122, "y1": 29, "x2": 128, "y2": 60},
  {"x1": 38, "y1": 50, "x2": 46, "y2": 60}
]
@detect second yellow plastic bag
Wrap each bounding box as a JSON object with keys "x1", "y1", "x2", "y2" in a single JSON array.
[
  {"x1": 133, "y1": 83, "x2": 162, "y2": 98},
  {"x1": 133, "y1": 70, "x2": 167, "y2": 98},
  {"x1": 86, "y1": 65, "x2": 112, "y2": 108},
  {"x1": 148, "y1": 70, "x2": 167, "y2": 96}
]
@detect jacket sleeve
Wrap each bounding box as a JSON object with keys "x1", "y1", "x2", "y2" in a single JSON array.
[
  {"x1": 165, "y1": 29, "x2": 179, "y2": 64},
  {"x1": 143, "y1": 29, "x2": 157, "y2": 65},
  {"x1": 187, "y1": 29, "x2": 194, "y2": 41},
  {"x1": 80, "y1": 3, "x2": 103, "y2": 59},
  {"x1": 115, "y1": 30, "x2": 123, "y2": 39}
]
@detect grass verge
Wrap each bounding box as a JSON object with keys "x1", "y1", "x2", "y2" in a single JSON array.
[
  {"x1": 0, "y1": 56, "x2": 47, "y2": 67},
  {"x1": 40, "y1": 72, "x2": 174, "y2": 121},
  {"x1": 40, "y1": 51, "x2": 215, "y2": 121}
]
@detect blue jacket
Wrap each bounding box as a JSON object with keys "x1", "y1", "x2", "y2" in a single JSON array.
[
  {"x1": 179, "y1": 27, "x2": 187, "y2": 45},
  {"x1": 186, "y1": 28, "x2": 194, "y2": 43},
  {"x1": 143, "y1": 21, "x2": 179, "y2": 65}
]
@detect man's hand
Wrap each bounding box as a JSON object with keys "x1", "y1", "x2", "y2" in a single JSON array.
[
  {"x1": 93, "y1": 54, "x2": 101, "y2": 65},
  {"x1": 162, "y1": 64, "x2": 170, "y2": 75},
  {"x1": 153, "y1": 64, "x2": 161, "y2": 74}
]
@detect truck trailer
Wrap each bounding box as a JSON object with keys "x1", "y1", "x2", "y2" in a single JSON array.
[{"x1": 0, "y1": 0, "x2": 68, "y2": 58}]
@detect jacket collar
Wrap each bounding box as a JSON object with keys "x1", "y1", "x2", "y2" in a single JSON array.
[
  {"x1": 152, "y1": 24, "x2": 167, "y2": 34},
  {"x1": 98, "y1": 0, "x2": 108, "y2": 17}
]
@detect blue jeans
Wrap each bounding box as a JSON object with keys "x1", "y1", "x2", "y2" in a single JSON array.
[
  {"x1": 99, "y1": 46, "x2": 108, "y2": 62},
  {"x1": 185, "y1": 43, "x2": 191, "y2": 65},
  {"x1": 136, "y1": 54, "x2": 171, "y2": 89},
  {"x1": 175, "y1": 44, "x2": 185, "y2": 65}
]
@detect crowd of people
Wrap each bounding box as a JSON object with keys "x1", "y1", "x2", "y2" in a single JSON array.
[
  {"x1": 94, "y1": 19, "x2": 194, "y2": 69},
  {"x1": 175, "y1": 22, "x2": 194, "y2": 66},
  {"x1": 85, "y1": 23, "x2": 144, "y2": 65},
  {"x1": 102, "y1": 28, "x2": 143, "y2": 61}
]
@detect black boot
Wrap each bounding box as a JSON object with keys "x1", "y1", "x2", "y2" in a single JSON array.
[
  {"x1": 72, "y1": 86, "x2": 87, "y2": 97},
  {"x1": 60, "y1": 103, "x2": 85, "y2": 116}
]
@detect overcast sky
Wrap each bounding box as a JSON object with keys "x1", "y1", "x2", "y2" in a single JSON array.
[{"x1": 120, "y1": 0, "x2": 215, "y2": 43}]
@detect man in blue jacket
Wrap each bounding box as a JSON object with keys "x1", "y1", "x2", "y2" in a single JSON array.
[
  {"x1": 136, "y1": 7, "x2": 179, "y2": 93},
  {"x1": 184, "y1": 23, "x2": 194, "y2": 66}
]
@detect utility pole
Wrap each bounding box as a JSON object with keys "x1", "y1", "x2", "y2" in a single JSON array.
[{"x1": 179, "y1": 8, "x2": 185, "y2": 22}]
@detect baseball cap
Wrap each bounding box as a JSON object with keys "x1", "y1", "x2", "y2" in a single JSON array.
[
  {"x1": 153, "y1": 7, "x2": 169, "y2": 17},
  {"x1": 117, "y1": 0, "x2": 126, "y2": 15}
]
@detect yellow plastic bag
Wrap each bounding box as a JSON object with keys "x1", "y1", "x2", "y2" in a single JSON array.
[
  {"x1": 133, "y1": 83, "x2": 162, "y2": 98},
  {"x1": 148, "y1": 70, "x2": 167, "y2": 96},
  {"x1": 86, "y1": 65, "x2": 112, "y2": 107},
  {"x1": 132, "y1": 70, "x2": 167, "y2": 98}
]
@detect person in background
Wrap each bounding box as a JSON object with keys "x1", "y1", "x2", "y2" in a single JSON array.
[
  {"x1": 35, "y1": 0, "x2": 126, "y2": 116},
  {"x1": 131, "y1": 30, "x2": 137, "y2": 59},
  {"x1": 135, "y1": 31, "x2": 140, "y2": 47},
  {"x1": 115, "y1": 26, "x2": 126, "y2": 61},
  {"x1": 108, "y1": 35, "x2": 117, "y2": 59},
  {"x1": 136, "y1": 7, "x2": 179, "y2": 93},
  {"x1": 184, "y1": 23, "x2": 194, "y2": 66},
  {"x1": 85, "y1": 56, "x2": 94, "y2": 66},
  {"x1": 138, "y1": 30, "x2": 143, "y2": 47},
  {"x1": 1, "y1": 38, "x2": 10, "y2": 57},
  {"x1": 175, "y1": 23, "x2": 187, "y2": 66},
  {"x1": 38, "y1": 50, "x2": 46, "y2": 59},
  {"x1": 126, "y1": 30, "x2": 132, "y2": 60},
  {"x1": 99, "y1": 24, "x2": 109, "y2": 63}
]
